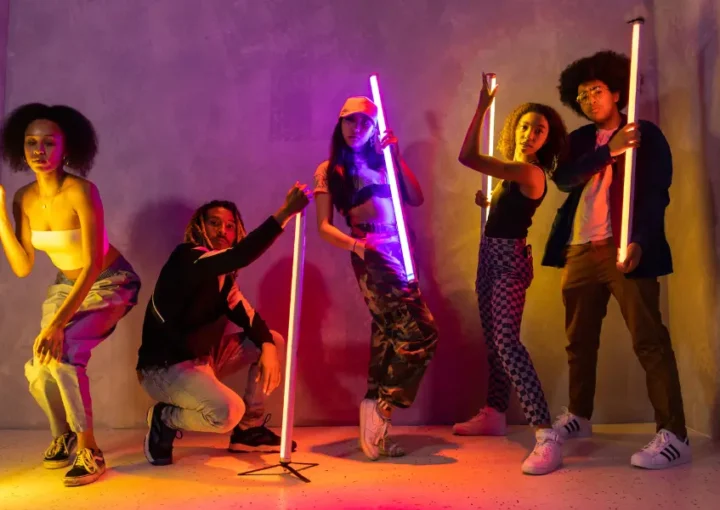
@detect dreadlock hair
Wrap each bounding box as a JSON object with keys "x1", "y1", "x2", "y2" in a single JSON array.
[
  {"x1": 326, "y1": 120, "x2": 385, "y2": 216},
  {"x1": 558, "y1": 50, "x2": 631, "y2": 118},
  {"x1": 496, "y1": 102, "x2": 568, "y2": 174},
  {"x1": 1, "y1": 103, "x2": 98, "y2": 176},
  {"x1": 184, "y1": 200, "x2": 247, "y2": 250}
]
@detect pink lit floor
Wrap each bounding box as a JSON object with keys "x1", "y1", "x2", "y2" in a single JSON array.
[{"x1": 1, "y1": 424, "x2": 718, "y2": 509}]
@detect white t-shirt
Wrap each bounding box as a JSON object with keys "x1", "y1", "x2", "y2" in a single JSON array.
[{"x1": 569, "y1": 128, "x2": 615, "y2": 245}]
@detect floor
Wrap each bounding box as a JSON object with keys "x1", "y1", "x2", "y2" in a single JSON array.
[{"x1": 1, "y1": 424, "x2": 718, "y2": 510}]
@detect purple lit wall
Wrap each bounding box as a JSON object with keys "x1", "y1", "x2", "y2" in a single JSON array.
[{"x1": 0, "y1": 0, "x2": 717, "y2": 437}]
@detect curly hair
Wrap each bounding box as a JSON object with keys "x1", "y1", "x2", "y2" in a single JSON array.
[
  {"x1": 326, "y1": 120, "x2": 384, "y2": 216},
  {"x1": 1, "y1": 103, "x2": 98, "y2": 176},
  {"x1": 184, "y1": 200, "x2": 248, "y2": 250},
  {"x1": 558, "y1": 50, "x2": 630, "y2": 117},
  {"x1": 496, "y1": 103, "x2": 568, "y2": 173}
]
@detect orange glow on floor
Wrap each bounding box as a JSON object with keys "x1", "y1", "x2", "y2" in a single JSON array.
[{"x1": 0, "y1": 425, "x2": 717, "y2": 509}]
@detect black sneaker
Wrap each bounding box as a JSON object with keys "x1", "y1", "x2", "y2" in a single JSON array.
[
  {"x1": 63, "y1": 448, "x2": 106, "y2": 487},
  {"x1": 43, "y1": 431, "x2": 77, "y2": 469},
  {"x1": 228, "y1": 414, "x2": 297, "y2": 452},
  {"x1": 144, "y1": 403, "x2": 181, "y2": 466}
]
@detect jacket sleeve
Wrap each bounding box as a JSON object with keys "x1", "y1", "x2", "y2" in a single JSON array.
[
  {"x1": 630, "y1": 121, "x2": 672, "y2": 252},
  {"x1": 552, "y1": 128, "x2": 614, "y2": 193},
  {"x1": 188, "y1": 216, "x2": 283, "y2": 279},
  {"x1": 225, "y1": 281, "x2": 274, "y2": 349}
]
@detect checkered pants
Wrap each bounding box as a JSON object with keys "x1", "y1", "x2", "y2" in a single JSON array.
[{"x1": 476, "y1": 236, "x2": 551, "y2": 426}]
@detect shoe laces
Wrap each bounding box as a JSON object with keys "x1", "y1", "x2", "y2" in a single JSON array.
[
  {"x1": 73, "y1": 448, "x2": 100, "y2": 474},
  {"x1": 554, "y1": 407, "x2": 574, "y2": 426},
  {"x1": 531, "y1": 433, "x2": 558, "y2": 459},
  {"x1": 642, "y1": 430, "x2": 669, "y2": 452},
  {"x1": 474, "y1": 407, "x2": 496, "y2": 421},
  {"x1": 44, "y1": 433, "x2": 70, "y2": 458}
]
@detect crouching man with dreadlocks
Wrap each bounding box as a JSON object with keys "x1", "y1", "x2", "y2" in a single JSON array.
[{"x1": 136, "y1": 183, "x2": 310, "y2": 466}]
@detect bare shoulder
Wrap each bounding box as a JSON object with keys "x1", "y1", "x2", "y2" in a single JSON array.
[
  {"x1": 13, "y1": 182, "x2": 36, "y2": 207},
  {"x1": 61, "y1": 176, "x2": 103, "y2": 215},
  {"x1": 64, "y1": 174, "x2": 100, "y2": 201}
]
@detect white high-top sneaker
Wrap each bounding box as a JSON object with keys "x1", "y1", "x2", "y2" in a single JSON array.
[
  {"x1": 552, "y1": 407, "x2": 592, "y2": 439},
  {"x1": 359, "y1": 399, "x2": 385, "y2": 461},
  {"x1": 452, "y1": 407, "x2": 507, "y2": 436},
  {"x1": 521, "y1": 428, "x2": 564, "y2": 475},
  {"x1": 630, "y1": 429, "x2": 691, "y2": 470}
]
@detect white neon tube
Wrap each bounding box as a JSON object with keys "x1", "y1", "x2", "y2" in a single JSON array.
[
  {"x1": 369, "y1": 74, "x2": 416, "y2": 282},
  {"x1": 619, "y1": 18, "x2": 644, "y2": 263},
  {"x1": 484, "y1": 73, "x2": 497, "y2": 225},
  {"x1": 279, "y1": 210, "x2": 306, "y2": 463}
]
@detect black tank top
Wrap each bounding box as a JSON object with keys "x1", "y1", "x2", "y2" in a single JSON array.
[{"x1": 484, "y1": 178, "x2": 546, "y2": 239}]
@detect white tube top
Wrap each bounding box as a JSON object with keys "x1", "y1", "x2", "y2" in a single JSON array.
[{"x1": 30, "y1": 229, "x2": 109, "y2": 271}]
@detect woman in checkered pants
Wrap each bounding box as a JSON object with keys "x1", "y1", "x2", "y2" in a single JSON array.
[{"x1": 453, "y1": 74, "x2": 568, "y2": 475}]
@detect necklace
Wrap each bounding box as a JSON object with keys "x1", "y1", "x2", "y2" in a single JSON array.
[
  {"x1": 38, "y1": 174, "x2": 66, "y2": 210},
  {"x1": 39, "y1": 188, "x2": 62, "y2": 210}
]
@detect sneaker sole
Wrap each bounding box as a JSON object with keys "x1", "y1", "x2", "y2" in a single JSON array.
[
  {"x1": 63, "y1": 465, "x2": 106, "y2": 487},
  {"x1": 44, "y1": 458, "x2": 73, "y2": 469},
  {"x1": 631, "y1": 456, "x2": 692, "y2": 470},
  {"x1": 144, "y1": 406, "x2": 172, "y2": 467},
  {"x1": 522, "y1": 461, "x2": 563, "y2": 476},
  {"x1": 359, "y1": 400, "x2": 380, "y2": 461}
]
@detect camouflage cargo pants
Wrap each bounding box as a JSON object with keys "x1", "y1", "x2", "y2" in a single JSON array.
[{"x1": 350, "y1": 223, "x2": 439, "y2": 410}]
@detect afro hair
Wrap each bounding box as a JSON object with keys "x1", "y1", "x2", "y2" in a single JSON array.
[{"x1": 558, "y1": 50, "x2": 630, "y2": 117}]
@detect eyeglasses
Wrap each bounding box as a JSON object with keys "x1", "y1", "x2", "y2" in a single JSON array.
[{"x1": 576, "y1": 86, "x2": 607, "y2": 105}]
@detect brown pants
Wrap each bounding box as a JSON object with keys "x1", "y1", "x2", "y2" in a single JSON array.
[{"x1": 561, "y1": 241, "x2": 686, "y2": 438}]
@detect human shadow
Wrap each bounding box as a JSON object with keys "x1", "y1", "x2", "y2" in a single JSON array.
[
  {"x1": 120, "y1": 198, "x2": 196, "y2": 425},
  {"x1": 402, "y1": 111, "x2": 488, "y2": 426},
  {"x1": 253, "y1": 256, "x2": 370, "y2": 426}
]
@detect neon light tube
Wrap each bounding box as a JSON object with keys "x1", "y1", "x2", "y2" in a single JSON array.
[{"x1": 369, "y1": 74, "x2": 416, "y2": 282}]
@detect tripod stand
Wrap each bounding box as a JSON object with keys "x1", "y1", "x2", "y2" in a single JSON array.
[{"x1": 238, "y1": 211, "x2": 319, "y2": 483}]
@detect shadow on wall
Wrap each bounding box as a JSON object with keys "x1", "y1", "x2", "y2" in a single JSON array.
[
  {"x1": 122, "y1": 197, "x2": 196, "y2": 423},
  {"x1": 254, "y1": 256, "x2": 373, "y2": 426},
  {"x1": 402, "y1": 110, "x2": 487, "y2": 426},
  {"x1": 696, "y1": 0, "x2": 720, "y2": 439}
]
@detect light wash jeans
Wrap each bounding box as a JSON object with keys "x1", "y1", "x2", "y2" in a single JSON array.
[
  {"x1": 138, "y1": 330, "x2": 284, "y2": 433},
  {"x1": 24, "y1": 256, "x2": 141, "y2": 437}
]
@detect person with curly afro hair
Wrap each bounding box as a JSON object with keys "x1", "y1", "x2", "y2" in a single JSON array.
[
  {"x1": 0, "y1": 103, "x2": 142, "y2": 486},
  {"x1": 137, "y1": 189, "x2": 310, "y2": 468},
  {"x1": 454, "y1": 73, "x2": 568, "y2": 476},
  {"x1": 542, "y1": 51, "x2": 690, "y2": 470}
]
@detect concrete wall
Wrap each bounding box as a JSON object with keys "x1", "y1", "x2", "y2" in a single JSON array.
[
  {"x1": 0, "y1": 0, "x2": 711, "y2": 432},
  {"x1": 653, "y1": 0, "x2": 720, "y2": 438}
]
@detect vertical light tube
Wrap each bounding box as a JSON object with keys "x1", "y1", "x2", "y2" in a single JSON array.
[
  {"x1": 280, "y1": 210, "x2": 306, "y2": 463},
  {"x1": 369, "y1": 74, "x2": 416, "y2": 282},
  {"x1": 619, "y1": 18, "x2": 644, "y2": 262}
]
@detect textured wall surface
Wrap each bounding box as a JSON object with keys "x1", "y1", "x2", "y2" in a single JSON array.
[
  {"x1": 0, "y1": 0, "x2": 709, "y2": 431},
  {"x1": 653, "y1": 0, "x2": 720, "y2": 438}
]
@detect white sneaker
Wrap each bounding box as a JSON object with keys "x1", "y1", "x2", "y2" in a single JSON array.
[
  {"x1": 452, "y1": 407, "x2": 507, "y2": 436},
  {"x1": 521, "y1": 429, "x2": 564, "y2": 475},
  {"x1": 630, "y1": 429, "x2": 691, "y2": 470},
  {"x1": 552, "y1": 407, "x2": 592, "y2": 439},
  {"x1": 359, "y1": 399, "x2": 386, "y2": 461}
]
